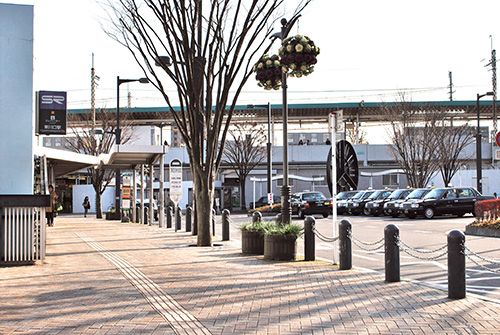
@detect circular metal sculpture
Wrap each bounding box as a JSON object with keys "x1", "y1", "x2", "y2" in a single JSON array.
[{"x1": 327, "y1": 140, "x2": 359, "y2": 195}]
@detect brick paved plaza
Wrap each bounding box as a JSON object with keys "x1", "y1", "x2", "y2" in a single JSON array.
[{"x1": 1, "y1": 215, "x2": 500, "y2": 334}]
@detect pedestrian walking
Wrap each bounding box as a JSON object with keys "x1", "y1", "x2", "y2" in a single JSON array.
[
  {"x1": 46, "y1": 185, "x2": 58, "y2": 227},
  {"x1": 83, "y1": 196, "x2": 91, "y2": 217}
]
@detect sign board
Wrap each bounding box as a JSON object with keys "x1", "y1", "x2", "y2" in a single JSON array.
[
  {"x1": 169, "y1": 159, "x2": 183, "y2": 205},
  {"x1": 495, "y1": 148, "x2": 500, "y2": 160},
  {"x1": 36, "y1": 91, "x2": 67, "y2": 135},
  {"x1": 496, "y1": 132, "x2": 500, "y2": 147},
  {"x1": 121, "y1": 174, "x2": 131, "y2": 210},
  {"x1": 328, "y1": 109, "x2": 344, "y2": 133},
  {"x1": 268, "y1": 193, "x2": 274, "y2": 206}
]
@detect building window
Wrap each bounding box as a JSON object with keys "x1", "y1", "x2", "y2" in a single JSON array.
[{"x1": 382, "y1": 173, "x2": 398, "y2": 186}]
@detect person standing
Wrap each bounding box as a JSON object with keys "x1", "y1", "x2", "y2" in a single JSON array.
[
  {"x1": 82, "y1": 196, "x2": 91, "y2": 217},
  {"x1": 46, "y1": 185, "x2": 58, "y2": 227}
]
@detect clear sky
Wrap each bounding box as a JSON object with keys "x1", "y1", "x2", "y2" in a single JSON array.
[{"x1": 6, "y1": 0, "x2": 500, "y2": 113}]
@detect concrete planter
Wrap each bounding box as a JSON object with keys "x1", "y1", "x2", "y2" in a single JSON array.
[
  {"x1": 264, "y1": 234, "x2": 297, "y2": 261},
  {"x1": 241, "y1": 230, "x2": 264, "y2": 255},
  {"x1": 465, "y1": 225, "x2": 500, "y2": 238}
]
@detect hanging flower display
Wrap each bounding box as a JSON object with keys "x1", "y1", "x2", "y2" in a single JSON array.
[
  {"x1": 279, "y1": 35, "x2": 320, "y2": 78},
  {"x1": 253, "y1": 54, "x2": 282, "y2": 90}
]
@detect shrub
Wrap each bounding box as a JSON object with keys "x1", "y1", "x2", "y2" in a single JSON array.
[
  {"x1": 475, "y1": 199, "x2": 500, "y2": 222},
  {"x1": 264, "y1": 222, "x2": 303, "y2": 237},
  {"x1": 238, "y1": 221, "x2": 268, "y2": 235}
]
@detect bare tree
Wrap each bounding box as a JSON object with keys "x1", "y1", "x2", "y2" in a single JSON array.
[
  {"x1": 345, "y1": 127, "x2": 369, "y2": 144},
  {"x1": 65, "y1": 110, "x2": 134, "y2": 218},
  {"x1": 382, "y1": 95, "x2": 440, "y2": 188},
  {"x1": 435, "y1": 120, "x2": 475, "y2": 187},
  {"x1": 105, "y1": 0, "x2": 312, "y2": 246},
  {"x1": 223, "y1": 122, "x2": 267, "y2": 210}
]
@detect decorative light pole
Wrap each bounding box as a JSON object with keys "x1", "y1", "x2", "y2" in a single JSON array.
[
  {"x1": 476, "y1": 91, "x2": 494, "y2": 194},
  {"x1": 115, "y1": 76, "x2": 149, "y2": 220}
]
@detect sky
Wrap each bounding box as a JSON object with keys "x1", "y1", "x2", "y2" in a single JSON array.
[{"x1": 5, "y1": 0, "x2": 500, "y2": 137}]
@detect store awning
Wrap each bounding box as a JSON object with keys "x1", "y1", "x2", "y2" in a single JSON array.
[{"x1": 99, "y1": 144, "x2": 166, "y2": 170}]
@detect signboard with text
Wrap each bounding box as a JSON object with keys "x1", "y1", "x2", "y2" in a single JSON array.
[
  {"x1": 169, "y1": 159, "x2": 183, "y2": 206},
  {"x1": 36, "y1": 90, "x2": 67, "y2": 135}
]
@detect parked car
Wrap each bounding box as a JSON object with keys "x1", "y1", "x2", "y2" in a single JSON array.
[
  {"x1": 253, "y1": 194, "x2": 281, "y2": 209},
  {"x1": 382, "y1": 189, "x2": 413, "y2": 217},
  {"x1": 345, "y1": 190, "x2": 375, "y2": 215},
  {"x1": 399, "y1": 188, "x2": 433, "y2": 218},
  {"x1": 336, "y1": 190, "x2": 358, "y2": 215},
  {"x1": 364, "y1": 189, "x2": 396, "y2": 216},
  {"x1": 291, "y1": 191, "x2": 332, "y2": 219},
  {"x1": 401, "y1": 187, "x2": 494, "y2": 219}
]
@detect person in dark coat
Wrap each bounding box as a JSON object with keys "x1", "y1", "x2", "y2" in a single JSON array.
[{"x1": 83, "y1": 196, "x2": 91, "y2": 217}]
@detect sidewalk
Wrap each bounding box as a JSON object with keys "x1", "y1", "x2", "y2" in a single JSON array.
[{"x1": 1, "y1": 215, "x2": 500, "y2": 335}]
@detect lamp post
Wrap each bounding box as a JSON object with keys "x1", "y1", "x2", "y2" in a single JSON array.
[
  {"x1": 115, "y1": 76, "x2": 149, "y2": 220},
  {"x1": 247, "y1": 103, "x2": 272, "y2": 197},
  {"x1": 476, "y1": 91, "x2": 494, "y2": 194},
  {"x1": 276, "y1": 16, "x2": 300, "y2": 224}
]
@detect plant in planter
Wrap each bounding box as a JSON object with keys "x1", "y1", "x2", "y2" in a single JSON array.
[
  {"x1": 263, "y1": 222, "x2": 304, "y2": 261},
  {"x1": 239, "y1": 221, "x2": 268, "y2": 255}
]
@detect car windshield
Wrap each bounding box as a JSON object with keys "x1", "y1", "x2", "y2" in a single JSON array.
[
  {"x1": 361, "y1": 191, "x2": 374, "y2": 199},
  {"x1": 367, "y1": 191, "x2": 383, "y2": 199},
  {"x1": 388, "y1": 190, "x2": 404, "y2": 199},
  {"x1": 303, "y1": 192, "x2": 326, "y2": 201},
  {"x1": 351, "y1": 191, "x2": 365, "y2": 199},
  {"x1": 407, "y1": 189, "x2": 427, "y2": 199},
  {"x1": 424, "y1": 189, "x2": 446, "y2": 200}
]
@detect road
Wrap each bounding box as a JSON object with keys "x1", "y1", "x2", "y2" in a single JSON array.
[{"x1": 217, "y1": 212, "x2": 500, "y2": 302}]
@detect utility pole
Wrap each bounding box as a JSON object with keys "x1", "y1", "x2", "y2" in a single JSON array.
[
  {"x1": 91, "y1": 53, "x2": 96, "y2": 134},
  {"x1": 485, "y1": 36, "x2": 497, "y2": 165},
  {"x1": 448, "y1": 71, "x2": 454, "y2": 101}
]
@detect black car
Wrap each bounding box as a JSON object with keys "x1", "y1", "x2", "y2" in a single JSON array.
[
  {"x1": 291, "y1": 191, "x2": 332, "y2": 219},
  {"x1": 401, "y1": 187, "x2": 494, "y2": 219},
  {"x1": 399, "y1": 188, "x2": 433, "y2": 218},
  {"x1": 345, "y1": 190, "x2": 375, "y2": 215},
  {"x1": 364, "y1": 189, "x2": 396, "y2": 216},
  {"x1": 253, "y1": 194, "x2": 281, "y2": 209},
  {"x1": 336, "y1": 191, "x2": 358, "y2": 215},
  {"x1": 382, "y1": 189, "x2": 413, "y2": 218}
]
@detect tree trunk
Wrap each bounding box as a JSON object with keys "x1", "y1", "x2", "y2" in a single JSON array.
[
  {"x1": 193, "y1": 170, "x2": 214, "y2": 246},
  {"x1": 240, "y1": 179, "x2": 247, "y2": 210},
  {"x1": 96, "y1": 192, "x2": 103, "y2": 219}
]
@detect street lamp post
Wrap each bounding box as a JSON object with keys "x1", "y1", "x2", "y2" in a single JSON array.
[
  {"x1": 115, "y1": 76, "x2": 149, "y2": 220},
  {"x1": 476, "y1": 91, "x2": 494, "y2": 194}
]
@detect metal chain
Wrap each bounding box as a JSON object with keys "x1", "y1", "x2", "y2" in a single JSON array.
[
  {"x1": 465, "y1": 253, "x2": 500, "y2": 274},
  {"x1": 350, "y1": 233, "x2": 384, "y2": 246},
  {"x1": 400, "y1": 247, "x2": 448, "y2": 260},
  {"x1": 398, "y1": 238, "x2": 448, "y2": 254},
  {"x1": 464, "y1": 245, "x2": 500, "y2": 265},
  {"x1": 311, "y1": 226, "x2": 339, "y2": 243},
  {"x1": 351, "y1": 237, "x2": 385, "y2": 251}
]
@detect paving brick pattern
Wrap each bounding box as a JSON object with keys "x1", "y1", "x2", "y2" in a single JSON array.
[{"x1": 1, "y1": 215, "x2": 500, "y2": 334}]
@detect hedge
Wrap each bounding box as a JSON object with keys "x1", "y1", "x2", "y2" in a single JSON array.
[{"x1": 475, "y1": 199, "x2": 500, "y2": 222}]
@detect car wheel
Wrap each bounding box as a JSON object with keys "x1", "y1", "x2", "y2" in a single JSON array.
[
  {"x1": 363, "y1": 208, "x2": 370, "y2": 216},
  {"x1": 298, "y1": 209, "x2": 305, "y2": 219},
  {"x1": 424, "y1": 207, "x2": 434, "y2": 219},
  {"x1": 322, "y1": 213, "x2": 329, "y2": 218}
]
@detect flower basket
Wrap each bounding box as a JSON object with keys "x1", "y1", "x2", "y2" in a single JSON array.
[
  {"x1": 253, "y1": 54, "x2": 282, "y2": 90},
  {"x1": 279, "y1": 34, "x2": 320, "y2": 78}
]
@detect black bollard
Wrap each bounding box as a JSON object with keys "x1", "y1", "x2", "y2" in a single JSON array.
[
  {"x1": 384, "y1": 224, "x2": 400, "y2": 282},
  {"x1": 304, "y1": 216, "x2": 315, "y2": 261},
  {"x1": 175, "y1": 206, "x2": 182, "y2": 231},
  {"x1": 448, "y1": 229, "x2": 466, "y2": 299},
  {"x1": 212, "y1": 208, "x2": 216, "y2": 236},
  {"x1": 339, "y1": 219, "x2": 352, "y2": 270},
  {"x1": 166, "y1": 206, "x2": 172, "y2": 229},
  {"x1": 192, "y1": 205, "x2": 198, "y2": 235},
  {"x1": 222, "y1": 209, "x2": 230, "y2": 241},
  {"x1": 275, "y1": 213, "x2": 282, "y2": 224},
  {"x1": 186, "y1": 206, "x2": 192, "y2": 232},
  {"x1": 252, "y1": 211, "x2": 262, "y2": 223}
]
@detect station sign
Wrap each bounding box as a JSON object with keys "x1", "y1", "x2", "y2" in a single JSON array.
[{"x1": 36, "y1": 91, "x2": 67, "y2": 135}]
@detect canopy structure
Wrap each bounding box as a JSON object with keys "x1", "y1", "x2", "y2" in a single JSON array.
[{"x1": 34, "y1": 146, "x2": 101, "y2": 178}]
